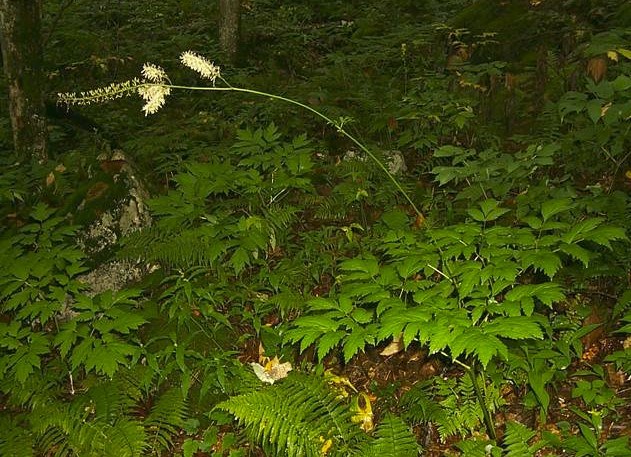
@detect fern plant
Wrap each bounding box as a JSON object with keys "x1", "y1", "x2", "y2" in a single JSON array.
[
  {"x1": 217, "y1": 372, "x2": 419, "y2": 457},
  {"x1": 0, "y1": 374, "x2": 187, "y2": 457}
]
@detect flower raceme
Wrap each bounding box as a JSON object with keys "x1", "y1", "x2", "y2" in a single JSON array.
[
  {"x1": 57, "y1": 51, "x2": 220, "y2": 116},
  {"x1": 180, "y1": 51, "x2": 221, "y2": 84}
]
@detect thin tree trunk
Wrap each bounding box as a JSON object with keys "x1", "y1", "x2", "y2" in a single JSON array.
[
  {"x1": 0, "y1": 0, "x2": 48, "y2": 162},
  {"x1": 219, "y1": 0, "x2": 240, "y2": 64}
]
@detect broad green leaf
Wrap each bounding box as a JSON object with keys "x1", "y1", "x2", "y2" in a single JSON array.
[
  {"x1": 377, "y1": 307, "x2": 431, "y2": 341},
  {"x1": 558, "y1": 243, "x2": 592, "y2": 266},
  {"x1": 521, "y1": 216, "x2": 542, "y2": 229},
  {"x1": 54, "y1": 321, "x2": 78, "y2": 357},
  {"x1": 290, "y1": 316, "x2": 339, "y2": 332},
  {"x1": 343, "y1": 327, "x2": 374, "y2": 362},
  {"x1": 230, "y1": 247, "x2": 250, "y2": 275},
  {"x1": 562, "y1": 218, "x2": 604, "y2": 244},
  {"x1": 578, "y1": 423, "x2": 598, "y2": 451},
  {"x1": 13, "y1": 349, "x2": 39, "y2": 383},
  {"x1": 340, "y1": 258, "x2": 379, "y2": 276},
  {"x1": 586, "y1": 99, "x2": 603, "y2": 124},
  {"x1": 433, "y1": 145, "x2": 464, "y2": 158},
  {"x1": 483, "y1": 317, "x2": 543, "y2": 340},
  {"x1": 316, "y1": 331, "x2": 346, "y2": 360},
  {"x1": 584, "y1": 225, "x2": 627, "y2": 248},
  {"x1": 540, "y1": 198, "x2": 573, "y2": 222},
  {"x1": 449, "y1": 329, "x2": 508, "y2": 368},
  {"x1": 306, "y1": 297, "x2": 338, "y2": 311},
  {"x1": 505, "y1": 283, "x2": 565, "y2": 308},
  {"x1": 520, "y1": 251, "x2": 562, "y2": 278},
  {"x1": 351, "y1": 308, "x2": 373, "y2": 324},
  {"x1": 467, "y1": 208, "x2": 485, "y2": 222},
  {"x1": 528, "y1": 369, "x2": 551, "y2": 414}
]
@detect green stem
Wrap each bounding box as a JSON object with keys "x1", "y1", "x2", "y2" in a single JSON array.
[
  {"x1": 166, "y1": 84, "x2": 422, "y2": 217},
  {"x1": 468, "y1": 360, "x2": 497, "y2": 441}
]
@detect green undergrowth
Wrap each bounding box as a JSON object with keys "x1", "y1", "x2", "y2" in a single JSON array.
[{"x1": 1, "y1": 0, "x2": 631, "y2": 456}]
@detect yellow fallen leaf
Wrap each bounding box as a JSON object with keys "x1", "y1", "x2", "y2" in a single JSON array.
[
  {"x1": 351, "y1": 392, "x2": 374, "y2": 432},
  {"x1": 324, "y1": 370, "x2": 357, "y2": 398}
]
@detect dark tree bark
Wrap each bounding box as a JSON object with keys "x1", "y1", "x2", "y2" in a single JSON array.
[
  {"x1": 0, "y1": 0, "x2": 47, "y2": 162},
  {"x1": 219, "y1": 0, "x2": 240, "y2": 64}
]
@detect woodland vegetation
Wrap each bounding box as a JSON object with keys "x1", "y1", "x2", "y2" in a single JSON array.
[{"x1": 0, "y1": 1, "x2": 630, "y2": 456}]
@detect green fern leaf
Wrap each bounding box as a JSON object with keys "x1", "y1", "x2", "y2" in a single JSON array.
[
  {"x1": 0, "y1": 418, "x2": 34, "y2": 457},
  {"x1": 145, "y1": 388, "x2": 187, "y2": 452},
  {"x1": 217, "y1": 373, "x2": 359, "y2": 457},
  {"x1": 356, "y1": 414, "x2": 419, "y2": 457},
  {"x1": 503, "y1": 421, "x2": 546, "y2": 457}
]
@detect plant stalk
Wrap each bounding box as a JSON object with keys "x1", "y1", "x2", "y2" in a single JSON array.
[
  {"x1": 167, "y1": 84, "x2": 423, "y2": 217},
  {"x1": 468, "y1": 360, "x2": 497, "y2": 442}
]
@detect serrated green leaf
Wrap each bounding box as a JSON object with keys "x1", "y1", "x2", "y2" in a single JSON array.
[
  {"x1": 54, "y1": 320, "x2": 77, "y2": 357},
  {"x1": 483, "y1": 317, "x2": 543, "y2": 340},
  {"x1": 520, "y1": 250, "x2": 562, "y2": 277},
  {"x1": 317, "y1": 331, "x2": 346, "y2": 360},
  {"x1": 343, "y1": 327, "x2": 374, "y2": 362},
  {"x1": 540, "y1": 198, "x2": 574, "y2": 222},
  {"x1": 351, "y1": 308, "x2": 373, "y2": 324},
  {"x1": 584, "y1": 225, "x2": 627, "y2": 248},
  {"x1": 562, "y1": 218, "x2": 604, "y2": 244},
  {"x1": 558, "y1": 243, "x2": 592, "y2": 266},
  {"x1": 449, "y1": 328, "x2": 507, "y2": 368},
  {"x1": 340, "y1": 258, "x2": 379, "y2": 276},
  {"x1": 290, "y1": 316, "x2": 340, "y2": 331},
  {"x1": 306, "y1": 297, "x2": 338, "y2": 311},
  {"x1": 505, "y1": 283, "x2": 565, "y2": 307}
]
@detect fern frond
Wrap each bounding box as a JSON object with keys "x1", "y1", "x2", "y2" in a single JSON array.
[
  {"x1": 0, "y1": 416, "x2": 34, "y2": 457},
  {"x1": 120, "y1": 225, "x2": 228, "y2": 268},
  {"x1": 145, "y1": 388, "x2": 188, "y2": 452},
  {"x1": 503, "y1": 421, "x2": 545, "y2": 457},
  {"x1": 264, "y1": 204, "x2": 300, "y2": 230},
  {"x1": 28, "y1": 379, "x2": 148, "y2": 457},
  {"x1": 454, "y1": 437, "x2": 494, "y2": 457},
  {"x1": 217, "y1": 373, "x2": 360, "y2": 457},
  {"x1": 355, "y1": 414, "x2": 419, "y2": 457}
]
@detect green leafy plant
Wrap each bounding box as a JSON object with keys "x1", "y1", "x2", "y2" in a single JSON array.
[{"x1": 217, "y1": 372, "x2": 418, "y2": 457}]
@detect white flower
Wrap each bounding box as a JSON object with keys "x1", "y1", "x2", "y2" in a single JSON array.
[
  {"x1": 180, "y1": 51, "x2": 221, "y2": 84},
  {"x1": 137, "y1": 84, "x2": 171, "y2": 116},
  {"x1": 137, "y1": 62, "x2": 171, "y2": 115},
  {"x1": 141, "y1": 63, "x2": 168, "y2": 83}
]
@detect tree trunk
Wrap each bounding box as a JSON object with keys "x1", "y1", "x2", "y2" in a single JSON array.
[
  {"x1": 219, "y1": 0, "x2": 240, "y2": 64},
  {"x1": 0, "y1": 0, "x2": 47, "y2": 162}
]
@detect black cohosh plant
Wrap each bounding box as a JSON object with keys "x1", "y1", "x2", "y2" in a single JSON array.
[{"x1": 58, "y1": 51, "x2": 422, "y2": 218}]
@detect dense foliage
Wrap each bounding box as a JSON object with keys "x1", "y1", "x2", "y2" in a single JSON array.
[{"x1": 1, "y1": 0, "x2": 630, "y2": 456}]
